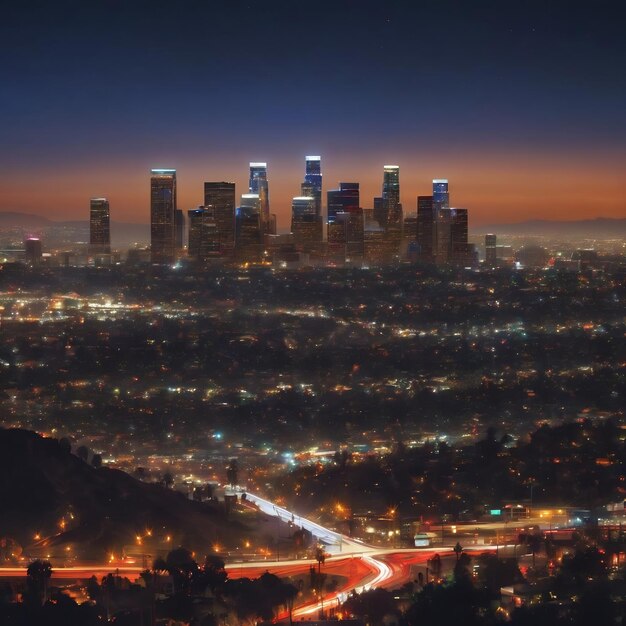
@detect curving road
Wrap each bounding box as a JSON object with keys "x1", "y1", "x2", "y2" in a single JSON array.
[{"x1": 0, "y1": 491, "x2": 501, "y2": 619}]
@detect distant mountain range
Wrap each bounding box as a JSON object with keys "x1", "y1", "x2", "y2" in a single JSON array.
[
  {"x1": 0, "y1": 212, "x2": 149, "y2": 246},
  {"x1": 476, "y1": 218, "x2": 626, "y2": 238}
]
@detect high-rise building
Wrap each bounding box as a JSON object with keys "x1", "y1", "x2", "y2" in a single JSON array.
[
  {"x1": 433, "y1": 179, "x2": 449, "y2": 211},
  {"x1": 327, "y1": 182, "x2": 359, "y2": 223},
  {"x1": 291, "y1": 196, "x2": 322, "y2": 249},
  {"x1": 188, "y1": 206, "x2": 220, "y2": 261},
  {"x1": 236, "y1": 193, "x2": 263, "y2": 261},
  {"x1": 382, "y1": 165, "x2": 402, "y2": 227},
  {"x1": 249, "y1": 162, "x2": 270, "y2": 226},
  {"x1": 150, "y1": 168, "x2": 177, "y2": 263},
  {"x1": 175, "y1": 209, "x2": 184, "y2": 250},
  {"x1": 485, "y1": 234, "x2": 497, "y2": 266},
  {"x1": 89, "y1": 197, "x2": 110, "y2": 254},
  {"x1": 327, "y1": 182, "x2": 362, "y2": 262},
  {"x1": 432, "y1": 179, "x2": 451, "y2": 265},
  {"x1": 204, "y1": 182, "x2": 236, "y2": 253},
  {"x1": 24, "y1": 237, "x2": 42, "y2": 264},
  {"x1": 416, "y1": 195, "x2": 435, "y2": 262},
  {"x1": 402, "y1": 213, "x2": 418, "y2": 259},
  {"x1": 450, "y1": 208, "x2": 471, "y2": 264},
  {"x1": 373, "y1": 196, "x2": 384, "y2": 228},
  {"x1": 301, "y1": 156, "x2": 322, "y2": 218}
]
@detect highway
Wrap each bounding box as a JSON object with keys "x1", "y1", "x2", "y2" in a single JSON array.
[{"x1": 0, "y1": 489, "x2": 503, "y2": 619}]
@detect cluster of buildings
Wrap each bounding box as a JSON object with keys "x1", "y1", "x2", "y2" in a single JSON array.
[{"x1": 88, "y1": 157, "x2": 476, "y2": 267}]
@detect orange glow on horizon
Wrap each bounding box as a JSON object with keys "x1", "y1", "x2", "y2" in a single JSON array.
[{"x1": 1, "y1": 150, "x2": 624, "y2": 230}]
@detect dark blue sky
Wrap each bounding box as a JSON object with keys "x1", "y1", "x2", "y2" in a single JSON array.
[{"x1": 2, "y1": 0, "x2": 625, "y2": 225}]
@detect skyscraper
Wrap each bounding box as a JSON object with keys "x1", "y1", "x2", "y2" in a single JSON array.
[
  {"x1": 432, "y1": 179, "x2": 451, "y2": 265},
  {"x1": 416, "y1": 195, "x2": 435, "y2": 262},
  {"x1": 291, "y1": 196, "x2": 322, "y2": 248},
  {"x1": 175, "y1": 209, "x2": 184, "y2": 250},
  {"x1": 204, "y1": 181, "x2": 236, "y2": 253},
  {"x1": 450, "y1": 208, "x2": 470, "y2": 264},
  {"x1": 432, "y1": 179, "x2": 449, "y2": 211},
  {"x1": 485, "y1": 234, "x2": 497, "y2": 266},
  {"x1": 327, "y1": 182, "x2": 359, "y2": 223},
  {"x1": 150, "y1": 168, "x2": 177, "y2": 263},
  {"x1": 249, "y1": 162, "x2": 270, "y2": 227},
  {"x1": 236, "y1": 193, "x2": 263, "y2": 261},
  {"x1": 301, "y1": 156, "x2": 322, "y2": 218},
  {"x1": 188, "y1": 206, "x2": 220, "y2": 261},
  {"x1": 327, "y1": 182, "x2": 362, "y2": 263},
  {"x1": 382, "y1": 165, "x2": 402, "y2": 227},
  {"x1": 89, "y1": 197, "x2": 110, "y2": 254}
]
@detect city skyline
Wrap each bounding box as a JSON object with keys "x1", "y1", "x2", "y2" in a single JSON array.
[{"x1": 1, "y1": 1, "x2": 624, "y2": 226}]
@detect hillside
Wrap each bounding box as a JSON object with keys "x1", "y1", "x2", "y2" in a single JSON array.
[{"x1": 0, "y1": 428, "x2": 247, "y2": 560}]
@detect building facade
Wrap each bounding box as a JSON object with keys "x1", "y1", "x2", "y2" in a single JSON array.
[
  {"x1": 89, "y1": 197, "x2": 110, "y2": 254},
  {"x1": 150, "y1": 169, "x2": 177, "y2": 263}
]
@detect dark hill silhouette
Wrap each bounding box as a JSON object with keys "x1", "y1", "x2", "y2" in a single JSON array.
[{"x1": 0, "y1": 428, "x2": 245, "y2": 560}]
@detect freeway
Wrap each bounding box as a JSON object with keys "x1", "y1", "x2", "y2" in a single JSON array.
[
  {"x1": 237, "y1": 490, "x2": 374, "y2": 554},
  {"x1": 0, "y1": 489, "x2": 504, "y2": 619}
]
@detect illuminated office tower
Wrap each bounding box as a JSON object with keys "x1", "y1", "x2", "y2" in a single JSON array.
[
  {"x1": 204, "y1": 181, "x2": 236, "y2": 252},
  {"x1": 382, "y1": 165, "x2": 402, "y2": 227},
  {"x1": 249, "y1": 162, "x2": 270, "y2": 227},
  {"x1": 432, "y1": 179, "x2": 449, "y2": 211},
  {"x1": 432, "y1": 178, "x2": 451, "y2": 265},
  {"x1": 416, "y1": 195, "x2": 435, "y2": 262},
  {"x1": 89, "y1": 197, "x2": 110, "y2": 254},
  {"x1": 301, "y1": 156, "x2": 322, "y2": 217},
  {"x1": 327, "y1": 182, "x2": 359, "y2": 223},
  {"x1": 150, "y1": 168, "x2": 177, "y2": 263},
  {"x1": 485, "y1": 233, "x2": 497, "y2": 266},
  {"x1": 291, "y1": 196, "x2": 322, "y2": 249},
  {"x1": 188, "y1": 206, "x2": 220, "y2": 261},
  {"x1": 24, "y1": 237, "x2": 42, "y2": 264},
  {"x1": 236, "y1": 193, "x2": 263, "y2": 261},
  {"x1": 327, "y1": 182, "x2": 362, "y2": 262},
  {"x1": 450, "y1": 208, "x2": 470, "y2": 264}
]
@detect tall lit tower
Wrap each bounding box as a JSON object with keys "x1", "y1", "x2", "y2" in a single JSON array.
[
  {"x1": 301, "y1": 156, "x2": 322, "y2": 217},
  {"x1": 204, "y1": 182, "x2": 236, "y2": 253},
  {"x1": 382, "y1": 165, "x2": 402, "y2": 227},
  {"x1": 249, "y1": 162, "x2": 270, "y2": 225},
  {"x1": 89, "y1": 197, "x2": 110, "y2": 254},
  {"x1": 150, "y1": 168, "x2": 177, "y2": 263},
  {"x1": 432, "y1": 179, "x2": 449, "y2": 211}
]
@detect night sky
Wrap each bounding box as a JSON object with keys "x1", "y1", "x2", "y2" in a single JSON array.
[{"x1": 1, "y1": 0, "x2": 625, "y2": 228}]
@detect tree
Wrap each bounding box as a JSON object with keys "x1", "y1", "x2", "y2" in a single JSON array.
[
  {"x1": 428, "y1": 553, "x2": 442, "y2": 580},
  {"x1": 25, "y1": 559, "x2": 52, "y2": 605},
  {"x1": 165, "y1": 547, "x2": 198, "y2": 595},
  {"x1": 162, "y1": 471, "x2": 174, "y2": 489},
  {"x1": 343, "y1": 588, "x2": 398, "y2": 626},
  {"x1": 200, "y1": 555, "x2": 228, "y2": 595},
  {"x1": 315, "y1": 546, "x2": 326, "y2": 573}
]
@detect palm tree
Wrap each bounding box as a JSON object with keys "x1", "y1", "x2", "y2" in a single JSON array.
[{"x1": 26, "y1": 559, "x2": 52, "y2": 604}]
